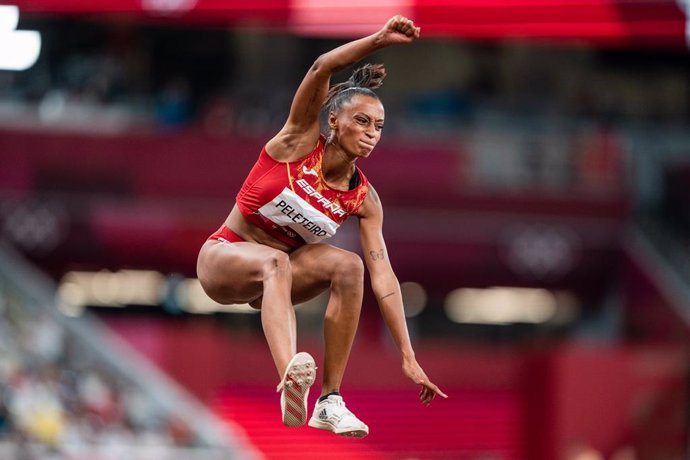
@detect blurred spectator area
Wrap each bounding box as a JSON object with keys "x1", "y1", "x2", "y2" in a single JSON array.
[
  {"x1": 0, "y1": 243, "x2": 250, "y2": 459},
  {"x1": 662, "y1": 161, "x2": 690, "y2": 232}
]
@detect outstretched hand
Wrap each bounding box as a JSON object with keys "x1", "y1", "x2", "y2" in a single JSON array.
[
  {"x1": 402, "y1": 356, "x2": 447, "y2": 406},
  {"x1": 377, "y1": 15, "x2": 421, "y2": 47}
]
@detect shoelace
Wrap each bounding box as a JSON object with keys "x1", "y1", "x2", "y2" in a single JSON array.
[
  {"x1": 324, "y1": 399, "x2": 362, "y2": 425},
  {"x1": 319, "y1": 397, "x2": 345, "y2": 409}
]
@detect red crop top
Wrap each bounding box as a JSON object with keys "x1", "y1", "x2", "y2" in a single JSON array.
[{"x1": 236, "y1": 136, "x2": 369, "y2": 249}]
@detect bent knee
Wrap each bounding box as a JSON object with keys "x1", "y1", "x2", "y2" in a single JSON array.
[
  {"x1": 261, "y1": 250, "x2": 292, "y2": 280},
  {"x1": 333, "y1": 251, "x2": 364, "y2": 281}
]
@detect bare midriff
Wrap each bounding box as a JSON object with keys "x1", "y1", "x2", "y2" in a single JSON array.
[{"x1": 223, "y1": 205, "x2": 294, "y2": 252}]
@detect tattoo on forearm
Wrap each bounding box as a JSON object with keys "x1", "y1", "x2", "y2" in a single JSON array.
[
  {"x1": 380, "y1": 292, "x2": 395, "y2": 301},
  {"x1": 369, "y1": 249, "x2": 385, "y2": 261}
]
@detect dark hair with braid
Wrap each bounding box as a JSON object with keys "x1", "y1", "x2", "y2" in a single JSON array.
[{"x1": 323, "y1": 63, "x2": 386, "y2": 114}]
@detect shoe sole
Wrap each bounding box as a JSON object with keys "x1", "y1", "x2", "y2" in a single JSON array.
[
  {"x1": 307, "y1": 418, "x2": 369, "y2": 438},
  {"x1": 278, "y1": 352, "x2": 316, "y2": 427}
]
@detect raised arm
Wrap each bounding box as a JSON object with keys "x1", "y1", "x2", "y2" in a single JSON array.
[
  {"x1": 358, "y1": 186, "x2": 447, "y2": 405},
  {"x1": 265, "y1": 15, "x2": 420, "y2": 162}
]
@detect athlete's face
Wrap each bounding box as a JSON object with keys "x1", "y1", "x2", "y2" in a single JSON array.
[{"x1": 329, "y1": 94, "x2": 385, "y2": 158}]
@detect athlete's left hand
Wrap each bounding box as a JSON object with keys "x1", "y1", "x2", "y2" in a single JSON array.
[{"x1": 402, "y1": 356, "x2": 448, "y2": 406}]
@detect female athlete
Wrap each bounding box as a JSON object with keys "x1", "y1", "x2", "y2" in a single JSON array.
[{"x1": 197, "y1": 15, "x2": 447, "y2": 438}]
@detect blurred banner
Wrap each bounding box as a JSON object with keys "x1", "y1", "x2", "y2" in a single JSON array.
[{"x1": 10, "y1": 0, "x2": 690, "y2": 47}]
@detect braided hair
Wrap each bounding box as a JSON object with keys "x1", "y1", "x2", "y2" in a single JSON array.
[{"x1": 323, "y1": 63, "x2": 386, "y2": 114}]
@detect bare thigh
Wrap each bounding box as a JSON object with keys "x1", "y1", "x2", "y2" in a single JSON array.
[
  {"x1": 197, "y1": 241, "x2": 363, "y2": 308},
  {"x1": 196, "y1": 239, "x2": 286, "y2": 304},
  {"x1": 274, "y1": 243, "x2": 364, "y2": 307}
]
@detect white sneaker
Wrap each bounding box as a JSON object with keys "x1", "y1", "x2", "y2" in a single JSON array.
[
  {"x1": 276, "y1": 352, "x2": 316, "y2": 427},
  {"x1": 308, "y1": 395, "x2": 369, "y2": 437}
]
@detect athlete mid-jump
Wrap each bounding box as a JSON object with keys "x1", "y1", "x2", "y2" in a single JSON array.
[{"x1": 196, "y1": 15, "x2": 447, "y2": 438}]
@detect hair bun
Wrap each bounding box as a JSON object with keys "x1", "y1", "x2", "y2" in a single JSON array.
[
  {"x1": 349, "y1": 63, "x2": 386, "y2": 90},
  {"x1": 322, "y1": 63, "x2": 386, "y2": 110}
]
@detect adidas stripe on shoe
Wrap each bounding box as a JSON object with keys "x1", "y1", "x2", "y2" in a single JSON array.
[
  {"x1": 276, "y1": 352, "x2": 316, "y2": 427},
  {"x1": 308, "y1": 394, "x2": 369, "y2": 437}
]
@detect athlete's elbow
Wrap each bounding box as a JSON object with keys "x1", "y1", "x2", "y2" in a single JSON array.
[{"x1": 311, "y1": 53, "x2": 343, "y2": 77}]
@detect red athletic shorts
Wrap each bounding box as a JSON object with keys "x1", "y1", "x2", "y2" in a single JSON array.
[{"x1": 207, "y1": 225, "x2": 245, "y2": 243}]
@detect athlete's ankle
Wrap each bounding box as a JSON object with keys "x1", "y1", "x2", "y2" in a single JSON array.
[{"x1": 318, "y1": 391, "x2": 340, "y2": 403}]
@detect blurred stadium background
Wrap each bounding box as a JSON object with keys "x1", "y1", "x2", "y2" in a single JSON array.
[{"x1": 1, "y1": 1, "x2": 690, "y2": 459}]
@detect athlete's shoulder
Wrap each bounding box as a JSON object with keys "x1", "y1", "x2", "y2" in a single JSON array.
[
  {"x1": 264, "y1": 127, "x2": 323, "y2": 163},
  {"x1": 355, "y1": 182, "x2": 382, "y2": 220}
]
